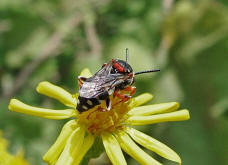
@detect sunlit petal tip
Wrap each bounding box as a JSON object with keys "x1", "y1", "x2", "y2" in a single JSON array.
[
  {"x1": 102, "y1": 132, "x2": 127, "y2": 165},
  {"x1": 129, "y1": 93, "x2": 153, "y2": 108},
  {"x1": 8, "y1": 99, "x2": 32, "y2": 114},
  {"x1": 182, "y1": 109, "x2": 190, "y2": 120},
  {"x1": 36, "y1": 81, "x2": 76, "y2": 108},
  {"x1": 129, "y1": 102, "x2": 180, "y2": 116},
  {"x1": 167, "y1": 102, "x2": 180, "y2": 110},
  {"x1": 8, "y1": 98, "x2": 18, "y2": 111},
  {"x1": 80, "y1": 68, "x2": 92, "y2": 78},
  {"x1": 126, "y1": 127, "x2": 181, "y2": 164},
  {"x1": 176, "y1": 102, "x2": 180, "y2": 107}
]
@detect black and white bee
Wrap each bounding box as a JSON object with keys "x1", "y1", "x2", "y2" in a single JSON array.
[{"x1": 76, "y1": 49, "x2": 160, "y2": 113}]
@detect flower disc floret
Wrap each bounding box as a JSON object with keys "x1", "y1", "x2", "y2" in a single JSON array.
[{"x1": 77, "y1": 94, "x2": 130, "y2": 135}]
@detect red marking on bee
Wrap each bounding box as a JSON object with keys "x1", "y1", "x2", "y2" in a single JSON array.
[{"x1": 113, "y1": 62, "x2": 124, "y2": 72}]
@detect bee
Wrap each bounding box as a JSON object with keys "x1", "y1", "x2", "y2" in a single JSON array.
[{"x1": 76, "y1": 49, "x2": 160, "y2": 113}]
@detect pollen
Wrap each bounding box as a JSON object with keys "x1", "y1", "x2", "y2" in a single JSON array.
[{"x1": 77, "y1": 94, "x2": 130, "y2": 135}]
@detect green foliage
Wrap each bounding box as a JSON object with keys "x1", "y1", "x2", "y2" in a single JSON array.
[{"x1": 0, "y1": 0, "x2": 228, "y2": 164}]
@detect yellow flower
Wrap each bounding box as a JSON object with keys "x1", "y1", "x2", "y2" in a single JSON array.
[
  {"x1": 0, "y1": 131, "x2": 29, "y2": 165},
  {"x1": 8, "y1": 68, "x2": 190, "y2": 165}
]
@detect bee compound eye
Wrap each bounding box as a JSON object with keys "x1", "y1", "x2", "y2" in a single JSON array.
[{"x1": 111, "y1": 67, "x2": 119, "y2": 74}]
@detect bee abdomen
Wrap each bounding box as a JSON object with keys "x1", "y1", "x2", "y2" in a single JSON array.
[{"x1": 77, "y1": 96, "x2": 100, "y2": 113}]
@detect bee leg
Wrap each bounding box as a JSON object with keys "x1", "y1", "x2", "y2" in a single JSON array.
[
  {"x1": 78, "y1": 76, "x2": 87, "y2": 87},
  {"x1": 123, "y1": 86, "x2": 136, "y2": 96},
  {"x1": 114, "y1": 86, "x2": 136, "y2": 103},
  {"x1": 106, "y1": 97, "x2": 111, "y2": 111},
  {"x1": 114, "y1": 90, "x2": 131, "y2": 102}
]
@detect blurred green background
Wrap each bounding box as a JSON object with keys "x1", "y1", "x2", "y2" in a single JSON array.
[{"x1": 0, "y1": 0, "x2": 228, "y2": 164}]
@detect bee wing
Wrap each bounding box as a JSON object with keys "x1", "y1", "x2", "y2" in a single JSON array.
[
  {"x1": 80, "y1": 75, "x2": 118, "y2": 98},
  {"x1": 79, "y1": 60, "x2": 126, "y2": 99},
  {"x1": 94, "y1": 61, "x2": 113, "y2": 77}
]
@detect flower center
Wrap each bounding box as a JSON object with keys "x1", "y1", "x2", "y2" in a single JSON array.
[{"x1": 77, "y1": 95, "x2": 131, "y2": 135}]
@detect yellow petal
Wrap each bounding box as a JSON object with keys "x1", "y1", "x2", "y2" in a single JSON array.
[
  {"x1": 0, "y1": 131, "x2": 29, "y2": 165},
  {"x1": 73, "y1": 134, "x2": 95, "y2": 165},
  {"x1": 36, "y1": 81, "x2": 76, "y2": 108},
  {"x1": 80, "y1": 68, "x2": 92, "y2": 78},
  {"x1": 126, "y1": 127, "x2": 181, "y2": 164},
  {"x1": 43, "y1": 120, "x2": 78, "y2": 164},
  {"x1": 114, "y1": 131, "x2": 161, "y2": 165},
  {"x1": 126, "y1": 109, "x2": 190, "y2": 125},
  {"x1": 129, "y1": 102, "x2": 180, "y2": 116},
  {"x1": 56, "y1": 126, "x2": 85, "y2": 165},
  {"x1": 129, "y1": 93, "x2": 153, "y2": 108},
  {"x1": 8, "y1": 99, "x2": 76, "y2": 120},
  {"x1": 102, "y1": 133, "x2": 127, "y2": 165},
  {"x1": 12, "y1": 149, "x2": 29, "y2": 165}
]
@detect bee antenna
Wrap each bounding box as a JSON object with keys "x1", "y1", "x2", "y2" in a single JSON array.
[
  {"x1": 135, "y1": 69, "x2": 160, "y2": 75},
  {"x1": 126, "y1": 48, "x2": 129, "y2": 63}
]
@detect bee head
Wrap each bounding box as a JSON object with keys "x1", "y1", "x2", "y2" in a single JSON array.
[
  {"x1": 111, "y1": 48, "x2": 160, "y2": 90},
  {"x1": 111, "y1": 59, "x2": 132, "y2": 73},
  {"x1": 110, "y1": 59, "x2": 135, "y2": 89}
]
